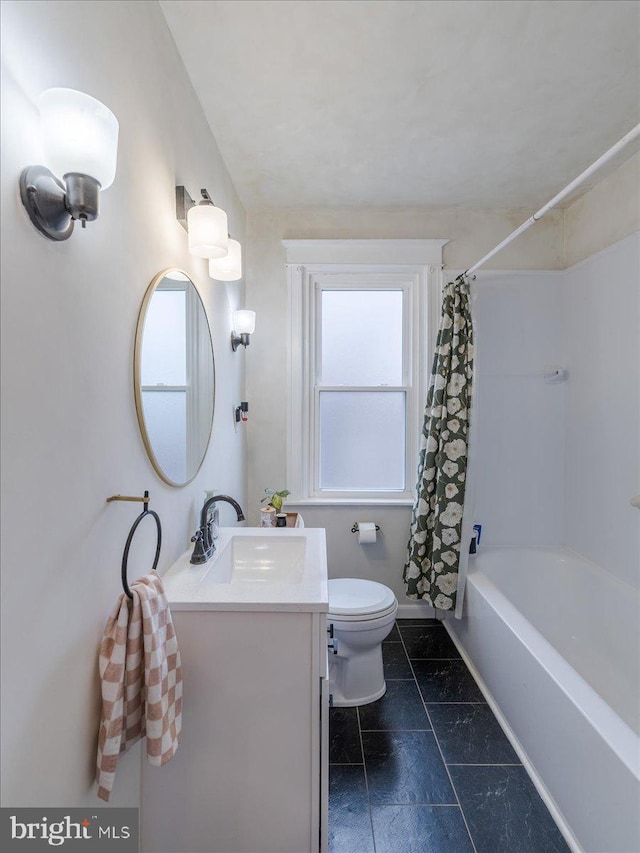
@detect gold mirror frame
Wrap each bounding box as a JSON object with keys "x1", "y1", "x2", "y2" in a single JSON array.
[{"x1": 134, "y1": 269, "x2": 215, "y2": 487}]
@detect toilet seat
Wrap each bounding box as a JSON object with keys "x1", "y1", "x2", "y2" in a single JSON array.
[
  {"x1": 328, "y1": 578, "x2": 397, "y2": 621},
  {"x1": 328, "y1": 602, "x2": 398, "y2": 624}
]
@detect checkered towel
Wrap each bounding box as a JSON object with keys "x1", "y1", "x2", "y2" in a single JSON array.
[{"x1": 96, "y1": 573, "x2": 182, "y2": 802}]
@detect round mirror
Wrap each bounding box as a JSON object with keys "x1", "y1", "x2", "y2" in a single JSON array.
[{"x1": 134, "y1": 269, "x2": 215, "y2": 486}]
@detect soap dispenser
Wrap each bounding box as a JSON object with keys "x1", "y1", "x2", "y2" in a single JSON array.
[{"x1": 469, "y1": 523, "x2": 482, "y2": 554}]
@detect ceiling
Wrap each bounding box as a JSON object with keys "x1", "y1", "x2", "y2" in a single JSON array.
[{"x1": 160, "y1": 0, "x2": 640, "y2": 212}]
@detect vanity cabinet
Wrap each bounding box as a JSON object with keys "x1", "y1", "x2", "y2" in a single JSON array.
[{"x1": 141, "y1": 603, "x2": 329, "y2": 852}]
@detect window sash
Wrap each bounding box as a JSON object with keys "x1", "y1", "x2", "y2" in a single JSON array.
[
  {"x1": 314, "y1": 387, "x2": 408, "y2": 494},
  {"x1": 310, "y1": 279, "x2": 414, "y2": 500},
  {"x1": 316, "y1": 292, "x2": 410, "y2": 387},
  {"x1": 286, "y1": 258, "x2": 440, "y2": 504}
]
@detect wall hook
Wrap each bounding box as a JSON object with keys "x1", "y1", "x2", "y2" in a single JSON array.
[{"x1": 234, "y1": 402, "x2": 249, "y2": 424}]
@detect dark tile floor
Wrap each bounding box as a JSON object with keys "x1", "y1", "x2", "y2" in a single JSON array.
[{"x1": 328, "y1": 619, "x2": 571, "y2": 853}]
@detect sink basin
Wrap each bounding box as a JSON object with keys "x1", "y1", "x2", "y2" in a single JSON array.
[
  {"x1": 161, "y1": 527, "x2": 328, "y2": 611},
  {"x1": 202, "y1": 534, "x2": 306, "y2": 585},
  {"x1": 231, "y1": 535, "x2": 306, "y2": 583}
]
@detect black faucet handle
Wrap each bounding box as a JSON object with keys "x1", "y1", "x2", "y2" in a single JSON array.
[{"x1": 190, "y1": 526, "x2": 211, "y2": 565}]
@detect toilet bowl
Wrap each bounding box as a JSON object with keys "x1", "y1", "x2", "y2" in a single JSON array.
[{"x1": 327, "y1": 578, "x2": 398, "y2": 707}]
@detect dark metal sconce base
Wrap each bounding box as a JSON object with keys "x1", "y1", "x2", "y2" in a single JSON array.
[
  {"x1": 19, "y1": 165, "x2": 74, "y2": 241},
  {"x1": 64, "y1": 173, "x2": 100, "y2": 224},
  {"x1": 176, "y1": 185, "x2": 195, "y2": 232},
  {"x1": 19, "y1": 167, "x2": 100, "y2": 241},
  {"x1": 231, "y1": 332, "x2": 250, "y2": 351}
]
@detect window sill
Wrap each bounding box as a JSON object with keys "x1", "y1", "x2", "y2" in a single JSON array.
[{"x1": 285, "y1": 497, "x2": 415, "y2": 507}]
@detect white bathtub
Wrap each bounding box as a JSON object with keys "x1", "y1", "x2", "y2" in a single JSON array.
[{"x1": 447, "y1": 547, "x2": 640, "y2": 853}]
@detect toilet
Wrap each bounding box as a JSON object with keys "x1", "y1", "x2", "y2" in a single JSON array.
[{"x1": 327, "y1": 578, "x2": 399, "y2": 707}]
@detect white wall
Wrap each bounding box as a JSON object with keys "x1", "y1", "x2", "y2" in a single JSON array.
[
  {"x1": 245, "y1": 208, "x2": 562, "y2": 602},
  {"x1": 471, "y1": 152, "x2": 640, "y2": 563},
  {"x1": 0, "y1": 0, "x2": 246, "y2": 807},
  {"x1": 245, "y1": 147, "x2": 639, "y2": 599},
  {"x1": 470, "y1": 184, "x2": 639, "y2": 561},
  {"x1": 563, "y1": 233, "x2": 640, "y2": 589},
  {"x1": 472, "y1": 272, "x2": 566, "y2": 548},
  {"x1": 562, "y1": 151, "x2": 640, "y2": 588},
  {"x1": 565, "y1": 151, "x2": 640, "y2": 267}
]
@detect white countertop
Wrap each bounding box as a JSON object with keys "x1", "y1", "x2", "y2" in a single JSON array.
[{"x1": 161, "y1": 526, "x2": 329, "y2": 612}]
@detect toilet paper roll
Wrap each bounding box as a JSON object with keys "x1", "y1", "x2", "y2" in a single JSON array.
[{"x1": 357, "y1": 522, "x2": 377, "y2": 545}]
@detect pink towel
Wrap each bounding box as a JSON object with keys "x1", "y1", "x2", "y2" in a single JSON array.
[{"x1": 96, "y1": 573, "x2": 182, "y2": 801}]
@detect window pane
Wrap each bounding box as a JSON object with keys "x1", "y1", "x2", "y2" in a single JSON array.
[
  {"x1": 319, "y1": 391, "x2": 405, "y2": 490},
  {"x1": 142, "y1": 390, "x2": 186, "y2": 484},
  {"x1": 321, "y1": 290, "x2": 403, "y2": 385},
  {"x1": 142, "y1": 290, "x2": 187, "y2": 385}
]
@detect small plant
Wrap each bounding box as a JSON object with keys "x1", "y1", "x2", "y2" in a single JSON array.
[{"x1": 261, "y1": 488, "x2": 291, "y2": 513}]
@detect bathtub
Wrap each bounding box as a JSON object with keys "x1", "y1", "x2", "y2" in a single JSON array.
[{"x1": 447, "y1": 547, "x2": 640, "y2": 853}]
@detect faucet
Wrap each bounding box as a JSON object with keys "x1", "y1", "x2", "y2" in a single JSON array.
[{"x1": 190, "y1": 494, "x2": 246, "y2": 564}]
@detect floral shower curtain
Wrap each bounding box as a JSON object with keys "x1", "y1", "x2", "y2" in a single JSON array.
[{"x1": 404, "y1": 276, "x2": 474, "y2": 614}]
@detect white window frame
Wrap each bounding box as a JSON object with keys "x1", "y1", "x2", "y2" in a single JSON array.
[{"x1": 284, "y1": 240, "x2": 446, "y2": 505}]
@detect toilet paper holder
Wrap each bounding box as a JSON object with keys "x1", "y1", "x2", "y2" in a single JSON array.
[{"x1": 351, "y1": 523, "x2": 381, "y2": 533}]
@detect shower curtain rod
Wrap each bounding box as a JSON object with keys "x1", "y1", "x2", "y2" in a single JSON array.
[{"x1": 462, "y1": 122, "x2": 640, "y2": 278}]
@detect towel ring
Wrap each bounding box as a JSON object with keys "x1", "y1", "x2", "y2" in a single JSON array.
[{"x1": 121, "y1": 491, "x2": 162, "y2": 599}]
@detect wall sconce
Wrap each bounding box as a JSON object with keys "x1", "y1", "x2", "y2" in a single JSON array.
[
  {"x1": 231, "y1": 309, "x2": 256, "y2": 351},
  {"x1": 209, "y1": 238, "x2": 242, "y2": 281},
  {"x1": 19, "y1": 88, "x2": 119, "y2": 241},
  {"x1": 176, "y1": 186, "x2": 228, "y2": 259}
]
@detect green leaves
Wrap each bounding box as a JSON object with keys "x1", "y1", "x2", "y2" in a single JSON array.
[{"x1": 261, "y1": 488, "x2": 291, "y2": 512}]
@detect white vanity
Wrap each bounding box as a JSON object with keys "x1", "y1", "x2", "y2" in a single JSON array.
[{"x1": 141, "y1": 527, "x2": 329, "y2": 853}]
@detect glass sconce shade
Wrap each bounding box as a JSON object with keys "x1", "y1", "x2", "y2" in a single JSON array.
[
  {"x1": 187, "y1": 203, "x2": 228, "y2": 259},
  {"x1": 231, "y1": 309, "x2": 255, "y2": 351},
  {"x1": 39, "y1": 88, "x2": 119, "y2": 188},
  {"x1": 233, "y1": 310, "x2": 256, "y2": 335},
  {"x1": 209, "y1": 238, "x2": 242, "y2": 280},
  {"x1": 19, "y1": 88, "x2": 119, "y2": 240}
]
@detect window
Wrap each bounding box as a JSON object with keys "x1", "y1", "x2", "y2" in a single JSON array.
[
  {"x1": 285, "y1": 240, "x2": 444, "y2": 503},
  {"x1": 318, "y1": 285, "x2": 408, "y2": 492}
]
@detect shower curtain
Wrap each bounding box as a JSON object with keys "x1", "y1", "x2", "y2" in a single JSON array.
[{"x1": 404, "y1": 276, "x2": 474, "y2": 615}]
